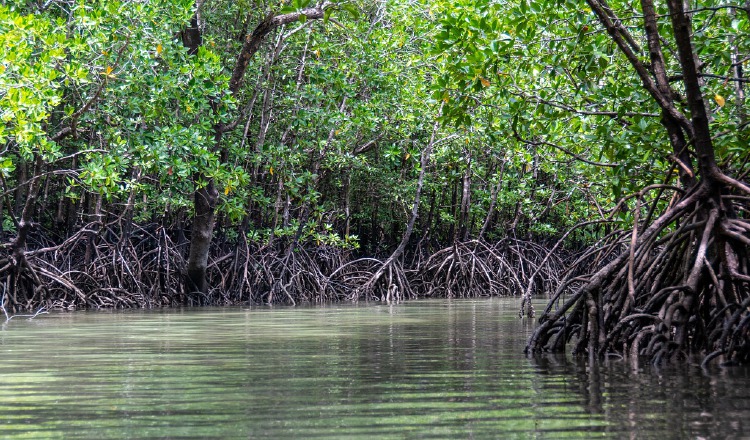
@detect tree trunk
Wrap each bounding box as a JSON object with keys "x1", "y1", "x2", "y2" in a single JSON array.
[
  {"x1": 7, "y1": 154, "x2": 45, "y2": 308},
  {"x1": 448, "y1": 179, "x2": 458, "y2": 241},
  {"x1": 640, "y1": 0, "x2": 695, "y2": 186},
  {"x1": 343, "y1": 171, "x2": 352, "y2": 238},
  {"x1": 183, "y1": 2, "x2": 333, "y2": 297},
  {"x1": 181, "y1": 7, "x2": 213, "y2": 300},
  {"x1": 666, "y1": 0, "x2": 719, "y2": 178},
  {"x1": 186, "y1": 181, "x2": 219, "y2": 296},
  {"x1": 479, "y1": 159, "x2": 505, "y2": 240},
  {"x1": 458, "y1": 152, "x2": 472, "y2": 242},
  {"x1": 13, "y1": 160, "x2": 27, "y2": 217}
]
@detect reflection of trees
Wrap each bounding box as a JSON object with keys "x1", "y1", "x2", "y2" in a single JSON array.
[
  {"x1": 3, "y1": 301, "x2": 747, "y2": 438},
  {"x1": 529, "y1": 354, "x2": 750, "y2": 438}
]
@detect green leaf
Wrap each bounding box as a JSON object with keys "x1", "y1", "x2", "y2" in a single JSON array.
[{"x1": 341, "y1": 4, "x2": 360, "y2": 20}]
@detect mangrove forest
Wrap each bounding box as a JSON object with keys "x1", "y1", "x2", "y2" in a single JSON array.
[{"x1": 1, "y1": 0, "x2": 749, "y2": 368}]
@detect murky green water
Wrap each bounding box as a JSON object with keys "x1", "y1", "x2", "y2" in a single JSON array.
[{"x1": 0, "y1": 298, "x2": 747, "y2": 439}]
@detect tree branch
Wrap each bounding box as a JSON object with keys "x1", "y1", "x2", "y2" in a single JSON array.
[
  {"x1": 586, "y1": 0, "x2": 694, "y2": 139},
  {"x1": 229, "y1": 2, "x2": 332, "y2": 94},
  {"x1": 50, "y1": 41, "x2": 129, "y2": 142},
  {"x1": 511, "y1": 120, "x2": 619, "y2": 168}
]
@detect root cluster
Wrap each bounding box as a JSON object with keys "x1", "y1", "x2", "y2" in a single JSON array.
[
  {"x1": 0, "y1": 229, "x2": 565, "y2": 313},
  {"x1": 527, "y1": 182, "x2": 750, "y2": 367}
]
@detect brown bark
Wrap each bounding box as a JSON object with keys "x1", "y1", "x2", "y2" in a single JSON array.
[
  {"x1": 11, "y1": 155, "x2": 43, "y2": 258},
  {"x1": 13, "y1": 160, "x2": 27, "y2": 216},
  {"x1": 186, "y1": 181, "x2": 219, "y2": 296},
  {"x1": 666, "y1": 0, "x2": 719, "y2": 181},
  {"x1": 182, "y1": 6, "x2": 213, "y2": 299},
  {"x1": 458, "y1": 153, "x2": 472, "y2": 242},
  {"x1": 229, "y1": 2, "x2": 331, "y2": 94},
  {"x1": 640, "y1": 0, "x2": 694, "y2": 186},
  {"x1": 343, "y1": 171, "x2": 352, "y2": 238},
  {"x1": 585, "y1": 0, "x2": 694, "y2": 138},
  {"x1": 180, "y1": 14, "x2": 202, "y2": 55},
  {"x1": 6, "y1": 154, "x2": 45, "y2": 307}
]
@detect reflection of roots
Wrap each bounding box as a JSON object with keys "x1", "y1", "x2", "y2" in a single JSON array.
[{"x1": 527, "y1": 180, "x2": 750, "y2": 367}]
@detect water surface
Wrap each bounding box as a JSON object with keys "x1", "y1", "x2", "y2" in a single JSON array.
[{"x1": 0, "y1": 298, "x2": 747, "y2": 439}]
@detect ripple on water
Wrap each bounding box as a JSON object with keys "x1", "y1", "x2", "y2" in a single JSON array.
[{"x1": 0, "y1": 298, "x2": 747, "y2": 439}]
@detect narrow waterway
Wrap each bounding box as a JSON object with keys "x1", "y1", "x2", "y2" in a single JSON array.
[{"x1": 0, "y1": 298, "x2": 747, "y2": 439}]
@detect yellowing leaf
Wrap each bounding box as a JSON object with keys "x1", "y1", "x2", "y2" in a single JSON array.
[
  {"x1": 156, "y1": 44, "x2": 163, "y2": 55},
  {"x1": 480, "y1": 77, "x2": 490, "y2": 87},
  {"x1": 714, "y1": 94, "x2": 725, "y2": 107},
  {"x1": 334, "y1": 129, "x2": 341, "y2": 136},
  {"x1": 102, "y1": 66, "x2": 115, "y2": 78},
  {"x1": 314, "y1": 49, "x2": 321, "y2": 58},
  {"x1": 224, "y1": 186, "x2": 230, "y2": 195},
  {"x1": 269, "y1": 166, "x2": 274, "y2": 176},
  {"x1": 405, "y1": 153, "x2": 411, "y2": 160}
]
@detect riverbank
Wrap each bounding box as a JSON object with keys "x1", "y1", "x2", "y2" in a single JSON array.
[{"x1": 1, "y1": 228, "x2": 569, "y2": 313}]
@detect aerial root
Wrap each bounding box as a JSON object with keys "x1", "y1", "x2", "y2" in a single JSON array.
[{"x1": 1, "y1": 221, "x2": 570, "y2": 311}]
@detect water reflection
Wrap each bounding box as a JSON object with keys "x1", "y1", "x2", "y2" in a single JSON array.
[
  {"x1": 0, "y1": 298, "x2": 746, "y2": 439},
  {"x1": 530, "y1": 350, "x2": 750, "y2": 439}
]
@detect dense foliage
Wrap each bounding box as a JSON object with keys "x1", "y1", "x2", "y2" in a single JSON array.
[{"x1": 1, "y1": 0, "x2": 748, "y2": 365}]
